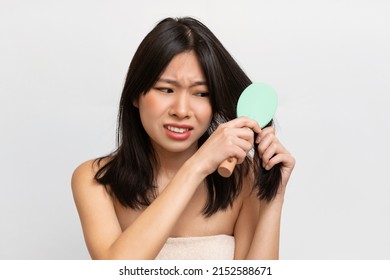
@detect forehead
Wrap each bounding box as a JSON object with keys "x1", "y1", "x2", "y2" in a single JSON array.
[{"x1": 160, "y1": 51, "x2": 206, "y2": 83}]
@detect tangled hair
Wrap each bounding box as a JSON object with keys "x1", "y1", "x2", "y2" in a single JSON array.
[{"x1": 95, "y1": 17, "x2": 282, "y2": 216}]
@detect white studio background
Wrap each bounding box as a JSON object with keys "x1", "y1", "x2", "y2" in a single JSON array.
[{"x1": 1, "y1": 0, "x2": 389, "y2": 259}]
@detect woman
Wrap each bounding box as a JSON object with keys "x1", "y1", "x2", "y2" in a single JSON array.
[{"x1": 71, "y1": 17, "x2": 295, "y2": 260}]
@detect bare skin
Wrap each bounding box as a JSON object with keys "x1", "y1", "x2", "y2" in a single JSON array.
[{"x1": 71, "y1": 51, "x2": 295, "y2": 260}]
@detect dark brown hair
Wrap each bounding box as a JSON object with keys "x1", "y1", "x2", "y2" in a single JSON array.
[{"x1": 95, "y1": 17, "x2": 282, "y2": 216}]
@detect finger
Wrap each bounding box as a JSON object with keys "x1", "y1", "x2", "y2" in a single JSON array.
[
  {"x1": 257, "y1": 133, "x2": 276, "y2": 155},
  {"x1": 236, "y1": 127, "x2": 256, "y2": 143},
  {"x1": 220, "y1": 126, "x2": 255, "y2": 145},
  {"x1": 256, "y1": 126, "x2": 275, "y2": 143},
  {"x1": 230, "y1": 116, "x2": 262, "y2": 134},
  {"x1": 264, "y1": 153, "x2": 295, "y2": 170},
  {"x1": 261, "y1": 142, "x2": 280, "y2": 167},
  {"x1": 233, "y1": 137, "x2": 254, "y2": 154},
  {"x1": 222, "y1": 136, "x2": 253, "y2": 164},
  {"x1": 224, "y1": 144, "x2": 248, "y2": 165}
]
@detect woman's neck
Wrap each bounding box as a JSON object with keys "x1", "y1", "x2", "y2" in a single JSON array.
[{"x1": 153, "y1": 144, "x2": 198, "y2": 183}]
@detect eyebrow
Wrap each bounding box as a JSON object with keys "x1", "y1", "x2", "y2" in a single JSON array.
[{"x1": 157, "y1": 78, "x2": 208, "y2": 87}]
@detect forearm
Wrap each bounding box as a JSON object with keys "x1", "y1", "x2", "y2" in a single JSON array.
[
  {"x1": 106, "y1": 159, "x2": 206, "y2": 259},
  {"x1": 245, "y1": 198, "x2": 284, "y2": 260}
]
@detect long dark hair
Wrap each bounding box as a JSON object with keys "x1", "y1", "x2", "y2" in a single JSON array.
[{"x1": 95, "y1": 17, "x2": 282, "y2": 216}]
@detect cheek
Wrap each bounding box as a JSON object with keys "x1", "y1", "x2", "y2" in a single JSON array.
[
  {"x1": 139, "y1": 93, "x2": 160, "y2": 112},
  {"x1": 137, "y1": 94, "x2": 161, "y2": 134},
  {"x1": 204, "y1": 108, "x2": 213, "y2": 124},
  {"x1": 195, "y1": 102, "x2": 213, "y2": 126},
  {"x1": 138, "y1": 93, "x2": 168, "y2": 124}
]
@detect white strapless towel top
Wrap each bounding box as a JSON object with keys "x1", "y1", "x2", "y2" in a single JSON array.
[{"x1": 155, "y1": 234, "x2": 235, "y2": 260}]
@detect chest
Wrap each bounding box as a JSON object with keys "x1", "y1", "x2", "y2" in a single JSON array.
[{"x1": 113, "y1": 186, "x2": 242, "y2": 237}]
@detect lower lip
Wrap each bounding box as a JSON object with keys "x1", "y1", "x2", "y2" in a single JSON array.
[{"x1": 164, "y1": 128, "x2": 192, "y2": 141}]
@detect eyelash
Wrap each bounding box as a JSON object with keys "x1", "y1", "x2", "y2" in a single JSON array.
[
  {"x1": 155, "y1": 88, "x2": 209, "y2": 97},
  {"x1": 196, "y1": 92, "x2": 210, "y2": 97},
  {"x1": 156, "y1": 87, "x2": 174, "y2": 94}
]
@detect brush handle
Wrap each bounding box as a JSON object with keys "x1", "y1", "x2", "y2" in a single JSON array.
[{"x1": 217, "y1": 157, "x2": 238, "y2": 177}]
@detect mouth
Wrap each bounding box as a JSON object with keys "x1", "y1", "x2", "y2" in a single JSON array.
[
  {"x1": 163, "y1": 124, "x2": 193, "y2": 140},
  {"x1": 166, "y1": 125, "x2": 191, "y2": 134}
]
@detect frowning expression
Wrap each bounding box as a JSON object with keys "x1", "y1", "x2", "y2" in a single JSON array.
[{"x1": 135, "y1": 51, "x2": 213, "y2": 155}]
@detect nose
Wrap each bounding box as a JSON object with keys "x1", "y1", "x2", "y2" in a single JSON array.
[{"x1": 168, "y1": 92, "x2": 192, "y2": 119}]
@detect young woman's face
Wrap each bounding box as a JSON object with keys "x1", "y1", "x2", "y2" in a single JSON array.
[{"x1": 136, "y1": 51, "x2": 213, "y2": 155}]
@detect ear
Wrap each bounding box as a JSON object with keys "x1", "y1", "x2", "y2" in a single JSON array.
[{"x1": 132, "y1": 99, "x2": 139, "y2": 108}]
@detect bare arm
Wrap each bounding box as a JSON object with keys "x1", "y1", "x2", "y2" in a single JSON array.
[
  {"x1": 234, "y1": 126, "x2": 295, "y2": 260},
  {"x1": 72, "y1": 117, "x2": 260, "y2": 259},
  {"x1": 72, "y1": 158, "x2": 206, "y2": 259},
  {"x1": 249, "y1": 126, "x2": 295, "y2": 259},
  {"x1": 245, "y1": 197, "x2": 284, "y2": 259}
]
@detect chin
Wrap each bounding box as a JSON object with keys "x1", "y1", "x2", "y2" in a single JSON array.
[{"x1": 160, "y1": 141, "x2": 198, "y2": 154}]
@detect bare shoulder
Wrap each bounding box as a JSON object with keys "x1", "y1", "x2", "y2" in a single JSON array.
[
  {"x1": 72, "y1": 159, "x2": 96, "y2": 181},
  {"x1": 71, "y1": 158, "x2": 110, "y2": 189},
  {"x1": 71, "y1": 157, "x2": 122, "y2": 259},
  {"x1": 71, "y1": 157, "x2": 113, "y2": 205},
  {"x1": 71, "y1": 160, "x2": 95, "y2": 194}
]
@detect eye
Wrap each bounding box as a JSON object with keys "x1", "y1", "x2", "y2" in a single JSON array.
[
  {"x1": 195, "y1": 92, "x2": 210, "y2": 97},
  {"x1": 156, "y1": 87, "x2": 174, "y2": 94}
]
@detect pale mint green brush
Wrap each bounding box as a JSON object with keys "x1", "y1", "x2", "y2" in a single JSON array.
[{"x1": 218, "y1": 83, "x2": 278, "y2": 177}]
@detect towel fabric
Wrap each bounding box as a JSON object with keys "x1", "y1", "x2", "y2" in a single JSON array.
[{"x1": 155, "y1": 234, "x2": 235, "y2": 260}]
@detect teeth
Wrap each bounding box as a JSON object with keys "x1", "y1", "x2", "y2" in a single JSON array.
[{"x1": 167, "y1": 126, "x2": 190, "y2": 134}]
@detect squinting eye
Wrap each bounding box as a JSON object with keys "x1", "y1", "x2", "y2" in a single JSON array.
[
  {"x1": 196, "y1": 92, "x2": 210, "y2": 97},
  {"x1": 157, "y1": 88, "x2": 174, "y2": 94}
]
